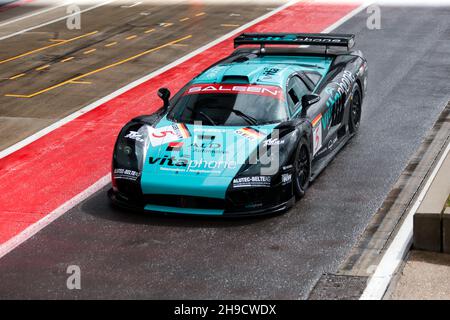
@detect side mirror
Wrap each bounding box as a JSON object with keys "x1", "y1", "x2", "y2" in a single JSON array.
[
  {"x1": 157, "y1": 87, "x2": 171, "y2": 110},
  {"x1": 301, "y1": 94, "x2": 320, "y2": 117}
]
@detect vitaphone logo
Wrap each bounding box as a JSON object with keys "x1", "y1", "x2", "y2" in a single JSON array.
[
  {"x1": 251, "y1": 36, "x2": 342, "y2": 44},
  {"x1": 150, "y1": 156, "x2": 187, "y2": 167},
  {"x1": 322, "y1": 71, "x2": 355, "y2": 130},
  {"x1": 149, "y1": 156, "x2": 237, "y2": 170},
  {"x1": 297, "y1": 37, "x2": 342, "y2": 43}
]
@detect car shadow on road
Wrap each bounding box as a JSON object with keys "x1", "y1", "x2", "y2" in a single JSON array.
[{"x1": 81, "y1": 185, "x2": 278, "y2": 229}]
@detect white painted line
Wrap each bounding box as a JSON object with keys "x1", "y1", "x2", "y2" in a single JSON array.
[
  {"x1": 120, "y1": 1, "x2": 142, "y2": 8},
  {"x1": 0, "y1": 0, "x2": 116, "y2": 41},
  {"x1": 360, "y1": 141, "x2": 450, "y2": 300},
  {"x1": 322, "y1": 0, "x2": 373, "y2": 33},
  {"x1": 0, "y1": 0, "x2": 369, "y2": 259},
  {"x1": 0, "y1": 175, "x2": 111, "y2": 260},
  {"x1": 0, "y1": 1, "x2": 72, "y2": 28}
]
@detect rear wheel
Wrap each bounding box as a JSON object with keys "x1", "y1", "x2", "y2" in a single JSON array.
[
  {"x1": 294, "y1": 140, "x2": 311, "y2": 199},
  {"x1": 349, "y1": 84, "x2": 362, "y2": 133}
]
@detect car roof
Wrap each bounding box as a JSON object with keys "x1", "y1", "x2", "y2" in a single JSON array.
[{"x1": 192, "y1": 54, "x2": 334, "y2": 88}]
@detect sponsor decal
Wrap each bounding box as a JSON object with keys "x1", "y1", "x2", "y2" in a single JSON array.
[
  {"x1": 166, "y1": 141, "x2": 183, "y2": 151},
  {"x1": 113, "y1": 168, "x2": 140, "y2": 181},
  {"x1": 281, "y1": 173, "x2": 292, "y2": 185},
  {"x1": 262, "y1": 67, "x2": 280, "y2": 76},
  {"x1": 263, "y1": 137, "x2": 285, "y2": 147},
  {"x1": 149, "y1": 123, "x2": 191, "y2": 147},
  {"x1": 312, "y1": 113, "x2": 322, "y2": 156},
  {"x1": 149, "y1": 155, "x2": 236, "y2": 173},
  {"x1": 173, "y1": 123, "x2": 190, "y2": 139},
  {"x1": 184, "y1": 84, "x2": 284, "y2": 100},
  {"x1": 249, "y1": 35, "x2": 345, "y2": 44},
  {"x1": 297, "y1": 36, "x2": 344, "y2": 44},
  {"x1": 235, "y1": 127, "x2": 264, "y2": 140},
  {"x1": 315, "y1": 134, "x2": 337, "y2": 157},
  {"x1": 125, "y1": 131, "x2": 144, "y2": 142},
  {"x1": 232, "y1": 176, "x2": 271, "y2": 188},
  {"x1": 190, "y1": 141, "x2": 226, "y2": 154},
  {"x1": 323, "y1": 70, "x2": 356, "y2": 130},
  {"x1": 328, "y1": 136, "x2": 338, "y2": 150}
]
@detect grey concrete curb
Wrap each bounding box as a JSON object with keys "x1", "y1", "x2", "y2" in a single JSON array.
[
  {"x1": 443, "y1": 207, "x2": 450, "y2": 253},
  {"x1": 336, "y1": 102, "x2": 450, "y2": 280},
  {"x1": 413, "y1": 104, "x2": 450, "y2": 252}
]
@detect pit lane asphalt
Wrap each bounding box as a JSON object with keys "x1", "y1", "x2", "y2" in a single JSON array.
[
  {"x1": 1, "y1": 6, "x2": 450, "y2": 299},
  {"x1": 0, "y1": 2, "x2": 274, "y2": 150}
]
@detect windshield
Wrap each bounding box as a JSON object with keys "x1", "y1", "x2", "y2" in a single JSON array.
[{"x1": 168, "y1": 84, "x2": 287, "y2": 126}]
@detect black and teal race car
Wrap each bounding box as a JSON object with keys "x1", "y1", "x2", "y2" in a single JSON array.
[{"x1": 108, "y1": 33, "x2": 368, "y2": 216}]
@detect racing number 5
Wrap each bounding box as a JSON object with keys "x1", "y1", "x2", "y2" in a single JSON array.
[{"x1": 152, "y1": 130, "x2": 175, "y2": 138}]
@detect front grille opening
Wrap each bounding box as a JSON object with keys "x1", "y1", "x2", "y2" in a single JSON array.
[{"x1": 144, "y1": 194, "x2": 225, "y2": 210}]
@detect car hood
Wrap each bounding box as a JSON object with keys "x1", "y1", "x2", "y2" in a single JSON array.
[{"x1": 140, "y1": 117, "x2": 276, "y2": 199}]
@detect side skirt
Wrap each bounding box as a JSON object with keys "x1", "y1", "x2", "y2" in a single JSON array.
[{"x1": 310, "y1": 132, "x2": 353, "y2": 181}]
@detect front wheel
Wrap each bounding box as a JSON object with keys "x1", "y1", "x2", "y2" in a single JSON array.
[{"x1": 294, "y1": 140, "x2": 311, "y2": 199}]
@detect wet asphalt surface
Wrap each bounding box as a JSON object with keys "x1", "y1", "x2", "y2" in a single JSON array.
[{"x1": 1, "y1": 6, "x2": 450, "y2": 299}]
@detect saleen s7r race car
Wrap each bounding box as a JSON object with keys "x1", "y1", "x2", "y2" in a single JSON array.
[{"x1": 108, "y1": 33, "x2": 368, "y2": 216}]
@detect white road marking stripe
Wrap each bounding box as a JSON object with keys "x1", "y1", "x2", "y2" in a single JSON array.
[
  {"x1": 0, "y1": 0, "x2": 370, "y2": 260},
  {"x1": 0, "y1": 176, "x2": 111, "y2": 260},
  {"x1": 120, "y1": 1, "x2": 142, "y2": 8},
  {"x1": 360, "y1": 141, "x2": 450, "y2": 300},
  {"x1": 0, "y1": 1, "x2": 72, "y2": 28},
  {"x1": 0, "y1": 0, "x2": 116, "y2": 41},
  {"x1": 322, "y1": 0, "x2": 372, "y2": 33}
]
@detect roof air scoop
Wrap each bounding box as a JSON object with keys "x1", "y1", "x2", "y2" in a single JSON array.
[{"x1": 221, "y1": 75, "x2": 250, "y2": 84}]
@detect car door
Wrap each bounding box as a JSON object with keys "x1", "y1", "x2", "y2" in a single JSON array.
[{"x1": 286, "y1": 74, "x2": 326, "y2": 159}]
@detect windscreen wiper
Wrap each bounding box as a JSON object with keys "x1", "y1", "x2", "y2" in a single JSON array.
[
  {"x1": 185, "y1": 106, "x2": 217, "y2": 126},
  {"x1": 201, "y1": 106, "x2": 259, "y2": 126},
  {"x1": 230, "y1": 109, "x2": 259, "y2": 126}
]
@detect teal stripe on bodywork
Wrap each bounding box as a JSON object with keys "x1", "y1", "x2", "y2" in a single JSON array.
[{"x1": 144, "y1": 204, "x2": 224, "y2": 215}]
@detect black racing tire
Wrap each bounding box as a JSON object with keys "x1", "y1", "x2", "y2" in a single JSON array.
[
  {"x1": 349, "y1": 83, "x2": 362, "y2": 134},
  {"x1": 293, "y1": 138, "x2": 311, "y2": 200}
]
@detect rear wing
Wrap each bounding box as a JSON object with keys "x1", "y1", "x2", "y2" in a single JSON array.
[{"x1": 233, "y1": 33, "x2": 355, "y2": 52}]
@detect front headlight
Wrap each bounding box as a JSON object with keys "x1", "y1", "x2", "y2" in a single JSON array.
[
  {"x1": 112, "y1": 123, "x2": 151, "y2": 190},
  {"x1": 114, "y1": 124, "x2": 151, "y2": 171}
]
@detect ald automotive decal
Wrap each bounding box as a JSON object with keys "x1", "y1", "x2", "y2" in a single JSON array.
[
  {"x1": 184, "y1": 84, "x2": 284, "y2": 100},
  {"x1": 149, "y1": 123, "x2": 190, "y2": 146}
]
